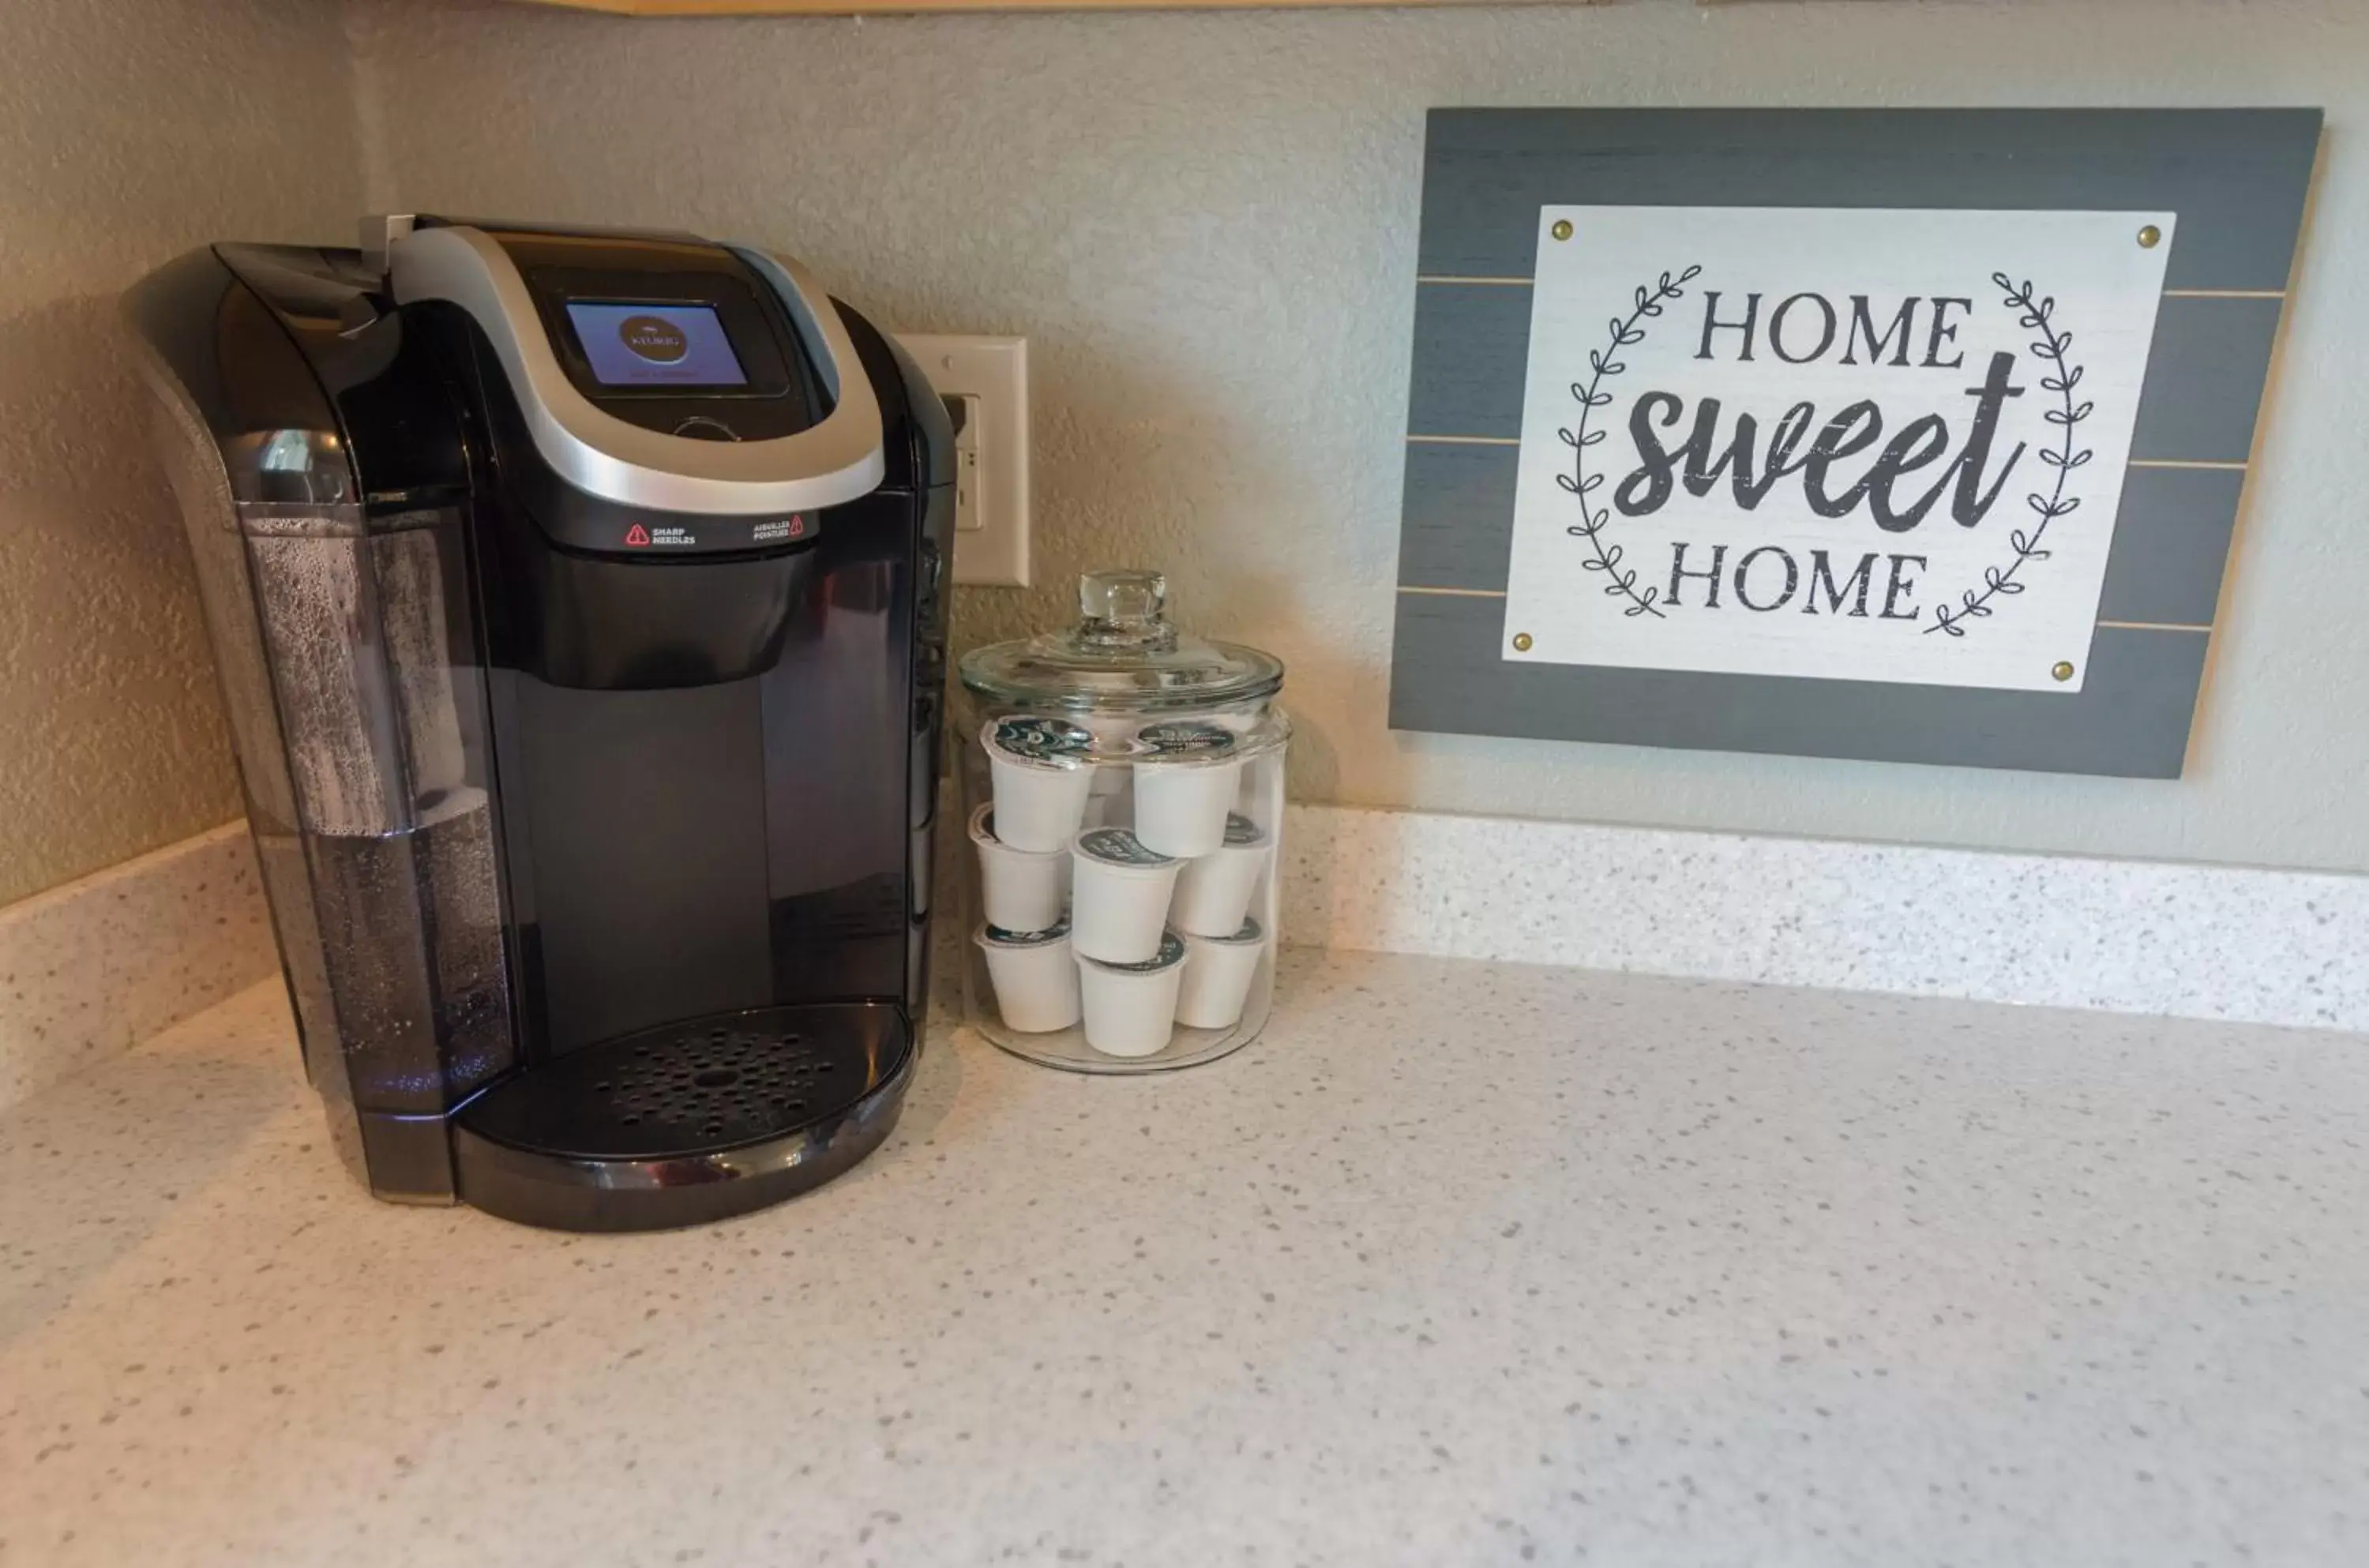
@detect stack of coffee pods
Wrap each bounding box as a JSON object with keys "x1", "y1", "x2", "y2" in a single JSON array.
[
  {"x1": 972, "y1": 713, "x2": 1275, "y2": 1058},
  {"x1": 958, "y1": 569, "x2": 1288, "y2": 1073}
]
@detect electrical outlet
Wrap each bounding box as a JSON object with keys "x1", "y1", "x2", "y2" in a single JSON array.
[{"x1": 895, "y1": 335, "x2": 1030, "y2": 587}]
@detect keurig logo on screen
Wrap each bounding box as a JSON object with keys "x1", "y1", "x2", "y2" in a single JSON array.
[
  {"x1": 618, "y1": 314, "x2": 690, "y2": 364},
  {"x1": 563, "y1": 300, "x2": 749, "y2": 388}
]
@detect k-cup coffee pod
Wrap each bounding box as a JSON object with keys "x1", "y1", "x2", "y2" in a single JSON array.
[
  {"x1": 1129, "y1": 720, "x2": 1242, "y2": 858},
  {"x1": 984, "y1": 715, "x2": 1096, "y2": 852},
  {"x1": 1170, "y1": 812, "x2": 1271, "y2": 937},
  {"x1": 970, "y1": 802, "x2": 1068, "y2": 934},
  {"x1": 974, "y1": 920, "x2": 1082, "y2": 1034},
  {"x1": 1077, "y1": 929, "x2": 1188, "y2": 1058},
  {"x1": 1175, "y1": 917, "x2": 1266, "y2": 1030},
  {"x1": 1068, "y1": 826, "x2": 1182, "y2": 964}
]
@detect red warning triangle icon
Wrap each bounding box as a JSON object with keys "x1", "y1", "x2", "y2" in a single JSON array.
[{"x1": 624, "y1": 523, "x2": 651, "y2": 546}]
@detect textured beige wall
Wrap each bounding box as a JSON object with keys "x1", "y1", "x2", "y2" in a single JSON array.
[
  {"x1": 13, "y1": 3, "x2": 2352, "y2": 904},
  {"x1": 0, "y1": 1, "x2": 360, "y2": 905},
  {"x1": 343, "y1": 0, "x2": 2369, "y2": 874}
]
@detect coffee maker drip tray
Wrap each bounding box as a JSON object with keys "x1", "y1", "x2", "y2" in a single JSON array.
[{"x1": 452, "y1": 1003, "x2": 914, "y2": 1232}]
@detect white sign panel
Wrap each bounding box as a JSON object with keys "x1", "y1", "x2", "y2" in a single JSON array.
[{"x1": 1501, "y1": 207, "x2": 2172, "y2": 692}]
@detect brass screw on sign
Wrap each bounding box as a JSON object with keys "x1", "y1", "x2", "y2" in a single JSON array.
[
  {"x1": 1550, "y1": 220, "x2": 1574, "y2": 242},
  {"x1": 1513, "y1": 632, "x2": 1535, "y2": 652},
  {"x1": 2137, "y1": 224, "x2": 2162, "y2": 249},
  {"x1": 2052, "y1": 660, "x2": 2076, "y2": 682}
]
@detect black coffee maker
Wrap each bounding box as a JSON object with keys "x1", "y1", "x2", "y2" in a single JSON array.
[{"x1": 126, "y1": 217, "x2": 952, "y2": 1231}]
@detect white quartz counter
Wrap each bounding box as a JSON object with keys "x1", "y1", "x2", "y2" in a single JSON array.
[{"x1": 5, "y1": 951, "x2": 2367, "y2": 1567}]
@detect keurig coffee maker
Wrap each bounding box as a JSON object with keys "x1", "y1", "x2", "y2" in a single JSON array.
[{"x1": 126, "y1": 217, "x2": 952, "y2": 1231}]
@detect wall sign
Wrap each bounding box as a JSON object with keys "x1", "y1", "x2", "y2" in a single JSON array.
[
  {"x1": 1507, "y1": 206, "x2": 2171, "y2": 692},
  {"x1": 1392, "y1": 110, "x2": 2320, "y2": 776}
]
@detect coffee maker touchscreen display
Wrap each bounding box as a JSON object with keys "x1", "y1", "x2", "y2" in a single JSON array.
[{"x1": 565, "y1": 301, "x2": 749, "y2": 388}]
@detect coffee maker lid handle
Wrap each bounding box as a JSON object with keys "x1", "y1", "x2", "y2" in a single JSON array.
[{"x1": 389, "y1": 225, "x2": 887, "y2": 517}]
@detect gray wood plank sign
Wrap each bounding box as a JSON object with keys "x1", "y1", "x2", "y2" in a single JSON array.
[{"x1": 1391, "y1": 108, "x2": 2320, "y2": 777}]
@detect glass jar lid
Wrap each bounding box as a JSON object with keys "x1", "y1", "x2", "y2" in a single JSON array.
[{"x1": 958, "y1": 570, "x2": 1285, "y2": 715}]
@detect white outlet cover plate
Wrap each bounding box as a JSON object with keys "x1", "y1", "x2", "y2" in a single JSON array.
[{"x1": 895, "y1": 334, "x2": 1031, "y2": 587}]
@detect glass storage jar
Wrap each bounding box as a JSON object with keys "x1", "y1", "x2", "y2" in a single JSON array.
[{"x1": 955, "y1": 569, "x2": 1288, "y2": 1073}]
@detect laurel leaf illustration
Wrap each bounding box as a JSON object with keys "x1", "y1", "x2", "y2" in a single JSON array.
[
  {"x1": 1931, "y1": 268, "x2": 2096, "y2": 636},
  {"x1": 1563, "y1": 261, "x2": 1699, "y2": 621}
]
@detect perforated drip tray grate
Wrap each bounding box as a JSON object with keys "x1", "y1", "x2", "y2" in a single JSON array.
[{"x1": 456, "y1": 1002, "x2": 909, "y2": 1164}]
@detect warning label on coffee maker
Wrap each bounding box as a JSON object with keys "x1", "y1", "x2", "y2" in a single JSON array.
[{"x1": 752, "y1": 515, "x2": 812, "y2": 544}]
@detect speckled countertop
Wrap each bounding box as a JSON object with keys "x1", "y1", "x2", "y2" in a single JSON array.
[{"x1": 6, "y1": 950, "x2": 2368, "y2": 1568}]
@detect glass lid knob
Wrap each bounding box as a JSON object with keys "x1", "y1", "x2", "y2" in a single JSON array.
[{"x1": 1076, "y1": 570, "x2": 1177, "y2": 651}]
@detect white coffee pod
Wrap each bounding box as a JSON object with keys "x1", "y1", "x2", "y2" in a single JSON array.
[
  {"x1": 983, "y1": 715, "x2": 1096, "y2": 852},
  {"x1": 1129, "y1": 720, "x2": 1242, "y2": 858},
  {"x1": 974, "y1": 919, "x2": 1082, "y2": 1033},
  {"x1": 1068, "y1": 826, "x2": 1182, "y2": 964},
  {"x1": 970, "y1": 802, "x2": 1067, "y2": 934},
  {"x1": 1175, "y1": 917, "x2": 1267, "y2": 1031},
  {"x1": 1170, "y1": 812, "x2": 1271, "y2": 937},
  {"x1": 1077, "y1": 929, "x2": 1188, "y2": 1058}
]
